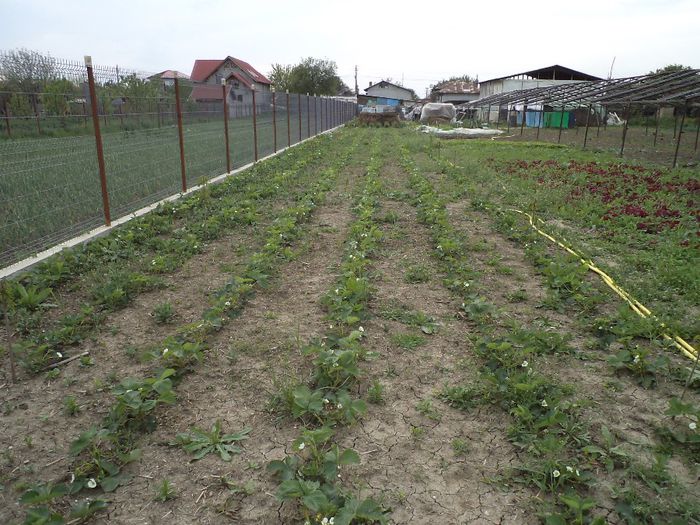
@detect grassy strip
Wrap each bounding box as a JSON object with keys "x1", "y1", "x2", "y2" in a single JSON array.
[
  {"x1": 266, "y1": 137, "x2": 389, "y2": 525},
  {"x1": 2, "y1": 133, "x2": 349, "y2": 373},
  {"x1": 12, "y1": 135, "x2": 359, "y2": 525},
  {"x1": 400, "y1": 146, "x2": 700, "y2": 524}
]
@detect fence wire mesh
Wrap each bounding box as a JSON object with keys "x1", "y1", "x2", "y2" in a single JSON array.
[{"x1": 0, "y1": 51, "x2": 357, "y2": 267}]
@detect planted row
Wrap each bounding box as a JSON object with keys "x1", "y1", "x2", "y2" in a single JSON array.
[{"x1": 268, "y1": 140, "x2": 389, "y2": 524}]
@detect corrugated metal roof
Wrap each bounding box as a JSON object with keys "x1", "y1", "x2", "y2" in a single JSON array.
[{"x1": 482, "y1": 64, "x2": 602, "y2": 83}]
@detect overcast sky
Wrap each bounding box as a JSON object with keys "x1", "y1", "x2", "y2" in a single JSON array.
[{"x1": 1, "y1": 0, "x2": 697, "y2": 96}]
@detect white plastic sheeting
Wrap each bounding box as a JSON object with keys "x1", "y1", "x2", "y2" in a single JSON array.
[
  {"x1": 417, "y1": 125, "x2": 505, "y2": 139},
  {"x1": 420, "y1": 103, "x2": 456, "y2": 122}
]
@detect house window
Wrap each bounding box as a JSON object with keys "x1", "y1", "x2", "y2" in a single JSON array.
[
  {"x1": 233, "y1": 81, "x2": 240, "y2": 88},
  {"x1": 237, "y1": 95, "x2": 242, "y2": 102}
]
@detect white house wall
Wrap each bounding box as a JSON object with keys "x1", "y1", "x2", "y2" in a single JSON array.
[
  {"x1": 365, "y1": 84, "x2": 413, "y2": 101},
  {"x1": 478, "y1": 78, "x2": 587, "y2": 122}
]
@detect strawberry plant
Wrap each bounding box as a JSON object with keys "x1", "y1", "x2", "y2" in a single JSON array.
[{"x1": 173, "y1": 420, "x2": 250, "y2": 461}]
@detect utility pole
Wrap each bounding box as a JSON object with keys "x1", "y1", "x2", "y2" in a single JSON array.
[{"x1": 354, "y1": 65, "x2": 359, "y2": 96}]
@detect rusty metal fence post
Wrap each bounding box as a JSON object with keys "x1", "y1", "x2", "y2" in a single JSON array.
[
  {"x1": 252, "y1": 86, "x2": 258, "y2": 162},
  {"x1": 286, "y1": 90, "x2": 291, "y2": 148},
  {"x1": 3, "y1": 99, "x2": 11, "y2": 138},
  {"x1": 85, "y1": 56, "x2": 111, "y2": 226},
  {"x1": 174, "y1": 75, "x2": 187, "y2": 192},
  {"x1": 272, "y1": 89, "x2": 277, "y2": 153},
  {"x1": 222, "y1": 81, "x2": 231, "y2": 173},
  {"x1": 319, "y1": 97, "x2": 324, "y2": 132},
  {"x1": 314, "y1": 95, "x2": 318, "y2": 136},
  {"x1": 297, "y1": 93, "x2": 302, "y2": 143}
]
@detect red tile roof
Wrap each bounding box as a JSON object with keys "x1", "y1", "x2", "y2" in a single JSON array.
[
  {"x1": 229, "y1": 57, "x2": 271, "y2": 84},
  {"x1": 158, "y1": 70, "x2": 189, "y2": 80},
  {"x1": 226, "y1": 71, "x2": 252, "y2": 89},
  {"x1": 190, "y1": 56, "x2": 271, "y2": 85}
]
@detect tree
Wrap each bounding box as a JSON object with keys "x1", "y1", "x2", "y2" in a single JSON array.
[
  {"x1": 429, "y1": 74, "x2": 478, "y2": 93},
  {"x1": 269, "y1": 63, "x2": 294, "y2": 93},
  {"x1": 268, "y1": 58, "x2": 344, "y2": 95},
  {"x1": 44, "y1": 79, "x2": 77, "y2": 116},
  {"x1": 0, "y1": 48, "x2": 58, "y2": 92},
  {"x1": 649, "y1": 64, "x2": 694, "y2": 75}
]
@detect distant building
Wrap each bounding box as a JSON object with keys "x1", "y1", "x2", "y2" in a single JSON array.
[
  {"x1": 478, "y1": 65, "x2": 601, "y2": 121},
  {"x1": 431, "y1": 80, "x2": 479, "y2": 104},
  {"x1": 189, "y1": 56, "x2": 271, "y2": 116},
  {"x1": 359, "y1": 80, "x2": 416, "y2": 113},
  {"x1": 148, "y1": 70, "x2": 190, "y2": 88},
  {"x1": 479, "y1": 64, "x2": 601, "y2": 98}
]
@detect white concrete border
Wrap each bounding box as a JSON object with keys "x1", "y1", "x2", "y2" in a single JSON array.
[{"x1": 1, "y1": 125, "x2": 346, "y2": 280}]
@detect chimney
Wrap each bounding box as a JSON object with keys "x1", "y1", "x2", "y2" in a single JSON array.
[{"x1": 369, "y1": 81, "x2": 373, "y2": 87}]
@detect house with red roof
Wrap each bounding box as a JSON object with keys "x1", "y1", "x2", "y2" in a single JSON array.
[{"x1": 189, "y1": 56, "x2": 271, "y2": 116}]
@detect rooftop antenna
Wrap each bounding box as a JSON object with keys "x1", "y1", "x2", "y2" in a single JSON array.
[{"x1": 608, "y1": 56, "x2": 616, "y2": 80}]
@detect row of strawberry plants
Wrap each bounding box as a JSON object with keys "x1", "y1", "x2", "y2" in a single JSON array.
[
  {"x1": 402, "y1": 147, "x2": 699, "y2": 523},
  {"x1": 4, "y1": 134, "x2": 349, "y2": 373},
  {"x1": 488, "y1": 209, "x2": 700, "y2": 465},
  {"x1": 267, "y1": 139, "x2": 389, "y2": 525},
  {"x1": 14, "y1": 137, "x2": 360, "y2": 525},
  {"x1": 401, "y1": 147, "x2": 609, "y2": 523}
]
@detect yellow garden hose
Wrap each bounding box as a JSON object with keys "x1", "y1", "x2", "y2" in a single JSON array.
[{"x1": 509, "y1": 209, "x2": 698, "y2": 362}]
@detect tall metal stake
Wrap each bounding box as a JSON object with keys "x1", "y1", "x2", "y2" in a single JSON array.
[
  {"x1": 520, "y1": 103, "x2": 527, "y2": 136},
  {"x1": 174, "y1": 75, "x2": 187, "y2": 192},
  {"x1": 654, "y1": 106, "x2": 661, "y2": 147},
  {"x1": 85, "y1": 56, "x2": 111, "y2": 225},
  {"x1": 672, "y1": 108, "x2": 686, "y2": 168},
  {"x1": 557, "y1": 106, "x2": 566, "y2": 144},
  {"x1": 583, "y1": 104, "x2": 592, "y2": 149},
  {"x1": 536, "y1": 102, "x2": 545, "y2": 140},
  {"x1": 619, "y1": 103, "x2": 631, "y2": 157}
]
